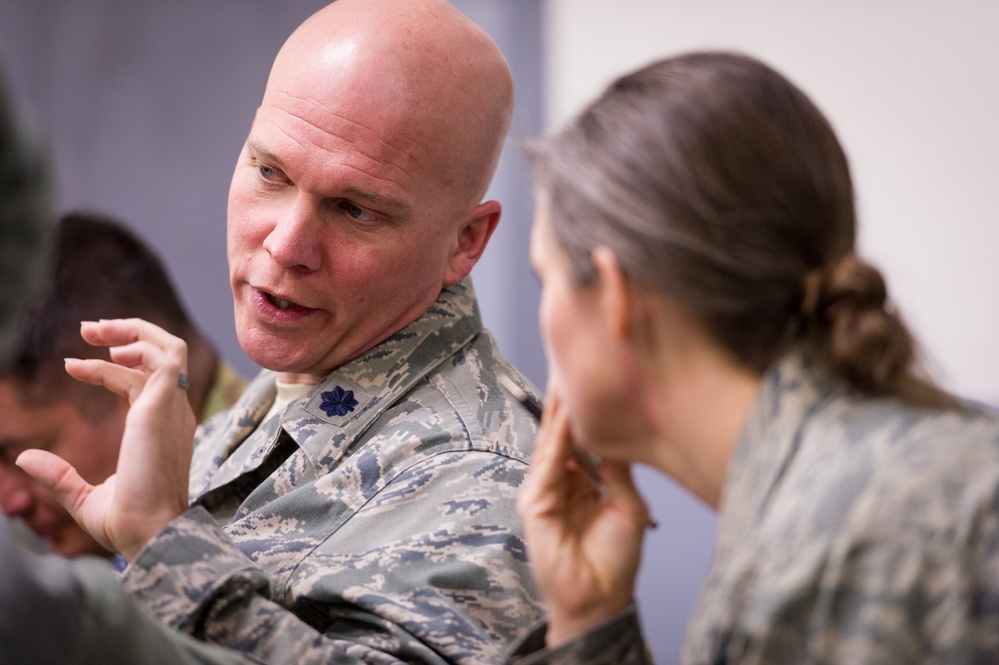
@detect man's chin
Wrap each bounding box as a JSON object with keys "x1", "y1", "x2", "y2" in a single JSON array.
[
  {"x1": 244, "y1": 339, "x2": 326, "y2": 376},
  {"x1": 249, "y1": 351, "x2": 308, "y2": 375},
  {"x1": 239, "y1": 328, "x2": 307, "y2": 368}
]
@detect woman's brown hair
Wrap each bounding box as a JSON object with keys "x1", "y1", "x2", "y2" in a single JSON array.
[{"x1": 532, "y1": 51, "x2": 951, "y2": 408}]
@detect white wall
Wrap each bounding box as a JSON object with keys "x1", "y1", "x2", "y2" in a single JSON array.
[{"x1": 544, "y1": 1, "x2": 999, "y2": 662}]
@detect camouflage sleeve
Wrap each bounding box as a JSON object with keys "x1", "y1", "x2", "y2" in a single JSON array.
[
  {"x1": 0, "y1": 515, "x2": 254, "y2": 665},
  {"x1": 72, "y1": 560, "x2": 261, "y2": 665},
  {"x1": 504, "y1": 605, "x2": 652, "y2": 665},
  {"x1": 123, "y1": 448, "x2": 539, "y2": 665},
  {"x1": 801, "y1": 537, "x2": 998, "y2": 664},
  {"x1": 713, "y1": 534, "x2": 999, "y2": 664}
]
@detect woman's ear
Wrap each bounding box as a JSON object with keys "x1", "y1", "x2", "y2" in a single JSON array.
[{"x1": 591, "y1": 246, "x2": 632, "y2": 340}]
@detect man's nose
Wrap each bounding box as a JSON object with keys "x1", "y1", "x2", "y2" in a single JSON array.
[
  {"x1": 0, "y1": 465, "x2": 36, "y2": 517},
  {"x1": 262, "y1": 195, "x2": 323, "y2": 271}
]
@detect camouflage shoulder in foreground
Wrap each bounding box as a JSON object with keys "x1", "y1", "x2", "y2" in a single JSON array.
[{"x1": 124, "y1": 279, "x2": 545, "y2": 665}]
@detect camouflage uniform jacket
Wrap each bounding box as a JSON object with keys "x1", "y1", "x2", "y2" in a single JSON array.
[
  {"x1": 122, "y1": 279, "x2": 545, "y2": 664},
  {"x1": 507, "y1": 350, "x2": 999, "y2": 665}
]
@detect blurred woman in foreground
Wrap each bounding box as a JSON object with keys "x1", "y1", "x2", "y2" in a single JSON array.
[{"x1": 509, "y1": 52, "x2": 999, "y2": 664}]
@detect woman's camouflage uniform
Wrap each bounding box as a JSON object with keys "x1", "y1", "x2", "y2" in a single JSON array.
[{"x1": 509, "y1": 351, "x2": 999, "y2": 665}]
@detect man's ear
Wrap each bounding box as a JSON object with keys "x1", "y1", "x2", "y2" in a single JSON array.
[
  {"x1": 591, "y1": 246, "x2": 632, "y2": 340},
  {"x1": 443, "y1": 200, "x2": 501, "y2": 286}
]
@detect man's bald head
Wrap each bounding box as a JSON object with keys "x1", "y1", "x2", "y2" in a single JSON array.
[
  {"x1": 226, "y1": 0, "x2": 515, "y2": 377},
  {"x1": 265, "y1": 0, "x2": 513, "y2": 217}
]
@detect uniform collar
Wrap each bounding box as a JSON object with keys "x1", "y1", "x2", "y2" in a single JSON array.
[
  {"x1": 191, "y1": 278, "x2": 483, "y2": 497},
  {"x1": 283, "y1": 278, "x2": 482, "y2": 467}
]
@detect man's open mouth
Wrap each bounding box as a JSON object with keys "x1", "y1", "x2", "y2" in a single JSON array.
[{"x1": 264, "y1": 291, "x2": 302, "y2": 310}]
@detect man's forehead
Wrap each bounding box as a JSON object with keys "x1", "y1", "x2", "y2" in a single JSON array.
[
  {"x1": 259, "y1": 81, "x2": 429, "y2": 161},
  {"x1": 247, "y1": 101, "x2": 435, "y2": 210}
]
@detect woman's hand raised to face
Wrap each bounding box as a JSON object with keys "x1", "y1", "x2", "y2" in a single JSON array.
[
  {"x1": 517, "y1": 386, "x2": 651, "y2": 647},
  {"x1": 16, "y1": 318, "x2": 196, "y2": 560}
]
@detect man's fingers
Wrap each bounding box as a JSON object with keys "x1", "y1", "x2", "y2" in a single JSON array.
[
  {"x1": 65, "y1": 358, "x2": 145, "y2": 401},
  {"x1": 108, "y1": 339, "x2": 185, "y2": 377},
  {"x1": 600, "y1": 459, "x2": 638, "y2": 497},
  {"x1": 70, "y1": 318, "x2": 190, "y2": 402},
  {"x1": 81, "y1": 318, "x2": 188, "y2": 350},
  {"x1": 16, "y1": 449, "x2": 94, "y2": 517},
  {"x1": 81, "y1": 319, "x2": 189, "y2": 380}
]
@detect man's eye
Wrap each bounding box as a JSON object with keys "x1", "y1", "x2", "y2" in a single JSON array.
[
  {"x1": 258, "y1": 164, "x2": 280, "y2": 181},
  {"x1": 338, "y1": 201, "x2": 373, "y2": 222}
]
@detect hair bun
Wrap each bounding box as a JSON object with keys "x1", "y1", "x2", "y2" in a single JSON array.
[
  {"x1": 824, "y1": 254, "x2": 887, "y2": 312},
  {"x1": 802, "y1": 254, "x2": 920, "y2": 400},
  {"x1": 820, "y1": 255, "x2": 900, "y2": 391}
]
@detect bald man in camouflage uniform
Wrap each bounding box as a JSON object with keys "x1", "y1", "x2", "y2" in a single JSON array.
[
  {"x1": 18, "y1": 1, "x2": 544, "y2": 664},
  {"x1": 124, "y1": 279, "x2": 540, "y2": 664}
]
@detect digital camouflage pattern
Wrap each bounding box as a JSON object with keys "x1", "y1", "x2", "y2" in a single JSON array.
[
  {"x1": 123, "y1": 279, "x2": 545, "y2": 664},
  {"x1": 508, "y1": 350, "x2": 999, "y2": 665}
]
